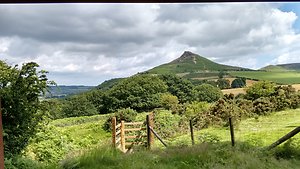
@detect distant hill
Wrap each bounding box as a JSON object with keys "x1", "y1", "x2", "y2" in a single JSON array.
[
  {"x1": 260, "y1": 65, "x2": 290, "y2": 72},
  {"x1": 277, "y1": 63, "x2": 300, "y2": 71},
  {"x1": 260, "y1": 63, "x2": 300, "y2": 72},
  {"x1": 45, "y1": 85, "x2": 94, "y2": 98},
  {"x1": 147, "y1": 51, "x2": 250, "y2": 74}
]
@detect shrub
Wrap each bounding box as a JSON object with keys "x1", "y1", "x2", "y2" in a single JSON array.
[
  {"x1": 160, "y1": 93, "x2": 179, "y2": 110},
  {"x1": 153, "y1": 110, "x2": 182, "y2": 138},
  {"x1": 252, "y1": 97, "x2": 275, "y2": 115},
  {"x1": 217, "y1": 78, "x2": 230, "y2": 89},
  {"x1": 103, "y1": 108, "x2": 138, "y2": 132},
  {"x1": 231, "y1": 78, "x2": 246, "y2": 88},
  {"x1": 245, "y1": 81, "x2": 276, "y2": 100},
  {"x1": 194, "y1": 84, "x2": 223, "y2": 103}
]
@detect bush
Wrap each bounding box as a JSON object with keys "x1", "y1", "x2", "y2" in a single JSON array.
[
  {"x1": 253, "y1": 97, "x2": 275, "y2": 115},
  {"x1": 103, "y1": 108, "x2": 138, "y2": 132},
  {"x1": 217, "y1": 78, "x2": 230, "y2": 89},
  {"x1": 160, "y1": 93, "x2": 179, "y2": 110},
  {"x1": 4, "y1": 156, "x2": 44, "y2": 169},
  {"x1": 153, "y1": 110, "x2": 182, "y2": 138},
  {"x1": 245, "y1": 81, "x2": 276, "y2": 100},
  {"x1": 231, "y1": 78, "x2": 246, "y2": 88},
  {"x1": 194, "y1": 84, "x2": 223, "y2": 103}
]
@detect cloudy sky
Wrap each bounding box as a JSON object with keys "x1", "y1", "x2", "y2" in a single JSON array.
[{"x1": 0, "y1": 3, "x2": 300, "y2": 85}]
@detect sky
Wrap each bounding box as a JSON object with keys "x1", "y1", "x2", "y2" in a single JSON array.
[{"x1": 0, "y1": 3, "x2": 300, "y2": 85}]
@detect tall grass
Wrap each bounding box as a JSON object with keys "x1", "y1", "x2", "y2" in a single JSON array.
[{"x1": 60, "y1": 142, "x2": 300, "y2": 169}]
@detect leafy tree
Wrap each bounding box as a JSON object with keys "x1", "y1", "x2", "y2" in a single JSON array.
[
  {"x1": 245, "y1": 81, "x2": 276, "y2": 100},
  {"x1": 217, "y1": 78, "x2": 230, "y2": 89},
  {"x1": 158, "y1": 74, "x2": 196, "y2": 103},
  {"x1": 160, "y1": 93, "x2": 179, "y2": 110},
  {"x1": 108, "y1": 74, "x2": 168, "y2": 112},
  {"x1": 103, "y1": 108, "x2": 137, "y2": 132},
  {"x1": 231, "y1": 78, "x2": 246, "y2": 88},
  {"x1": 0, "y1": 61, "x2": 51, "y2": 155},
  {"x1": 61, "y1": 94, "x2": 98, "y2": 118},
  {"x1": 194, "y1": 84, "x2": 223, "y2": 103}
]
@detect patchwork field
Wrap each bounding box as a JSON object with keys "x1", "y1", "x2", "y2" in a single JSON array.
[{"x1": 230, "y1": 71, "x2": 300, "y2": 84}]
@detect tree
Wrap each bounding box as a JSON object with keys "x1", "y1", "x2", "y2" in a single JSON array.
[
  {"x1": 160, "y1": 93, "x2": 179, "y2": 110},
  {"x1": 245, "y1": 81, "x2": 276, "y2": 100},
  {"x1": 108, "y1": 74, "x2": 168, "y2": 112},
  {"x1": 0, "y1": 61, "x2": 51, "y2": 155},
  {"x1": 158, "y1": 74, "x2": 196, "y2": 103},
  {"x1": 217, "y1": 78, "x2": 230, "y2": 89},
  {"x1": 194, "y1": 84, "x2": 223, "y2": 103},
  {"x1": 61, "y1": 94, "x2": 98, "y2": 118},
  {"x1": 231, "y1": 78, "x2": 246, "y2": 88}
]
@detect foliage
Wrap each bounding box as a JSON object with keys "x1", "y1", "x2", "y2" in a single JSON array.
[
  {"x1": 0, "y1": 61, "x2": 52, "y2": 155},
  {"x1": 158, "y1": 74, "x2": 195, "y2": 103},
  {"x1": 194, "y1": 84, "x2": 223, "y2": 103},
  {"x1": 4, "y1": 155, "x2": 44, "y2": 169},
  {"x1": 159, "y1": 93, "x2": 179, "y2": 110},
  {"x1": 61, "y1": 94, "x2": 98, "y2": 118},
  {"x1": 252, "y1": 97, "x2": 275, "y2": 115},
  {"x1": 184, "y1": 101, "x2": 210, "y2": 120},
  {"x1": 96, "y1": 78, "x2": 124, "y2": 91},
  {"x1": 231, "y1": 77, "x2": 246, "y2": 88},
  {"x1": 103, "y1": 108, "x2": 138, "y2": 132},
  {"x1": 245, "y1": 81, "x2": 276, "y2": 100},
  {"x1": 153, "y1": 110, "x2": 182, "y2": 138},
  {"x1": 108, "y1": 74, "x2": 167, "y2": 112},
  {"x1": 217, "y1": 78, "x2": 230, "y2": 89},
  {"x1": 39, "y1": 99, "x2": 64, "y2": 120}
]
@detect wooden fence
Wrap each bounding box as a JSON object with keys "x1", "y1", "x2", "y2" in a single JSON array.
[{"x1": 112, "y1": 113, "x2": 155, "y2": 153}]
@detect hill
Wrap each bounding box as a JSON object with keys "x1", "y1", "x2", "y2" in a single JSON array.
[
  {"x1": 260, "y1": 65, "x2": 290, "y2": 72},
  {"x1": 147, "y1": 51, "x2": 250, "y2": 74},
  {"x1": 45, "y1": 85, "x2": 94, "y2": 98},
  {"x1": 277, "y1": 63, "x2": 300, "y2": 71}
]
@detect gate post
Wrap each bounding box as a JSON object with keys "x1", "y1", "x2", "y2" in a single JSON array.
[
  {"x1": 112, "y1": 117, "x2": 116, "y2": 148},
  {"x1": 120, "y1": 120, "x2": 126, "y2": 152},
  {"x1": 146, "y1": 112, "x2": 154, "y2": 149}
]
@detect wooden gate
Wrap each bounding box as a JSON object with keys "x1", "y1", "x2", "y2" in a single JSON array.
[{"x1": 111, "y1": 113, "x2": 154, "y2": 153}]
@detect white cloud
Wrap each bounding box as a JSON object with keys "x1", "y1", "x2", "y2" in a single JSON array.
[{"x1": 0, "y1": 3, "x2": 300, "y2": 85}]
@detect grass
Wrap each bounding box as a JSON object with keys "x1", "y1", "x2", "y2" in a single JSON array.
[
  {"x1": 59, "y1": 142, "x2": 300, "y2": 169},
  {"x1": 169, "y1": 109, "x2": 300, "y2": 147},
  {"x1": 22, "y1": 108, "x2": 300, "y2": 169},
  {"x1": 230, "y1": 71, "x2": 300, "y2": 84}
]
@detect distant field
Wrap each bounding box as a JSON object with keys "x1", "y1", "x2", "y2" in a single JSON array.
[{"x1": 230, "y1": 71, "x2": 300, "y2": 84}]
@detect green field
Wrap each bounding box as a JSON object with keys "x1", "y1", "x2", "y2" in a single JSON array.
[
  {"x1": 59, "y1": 109, "x2": 300, "y2": 169},
  {"x1": 230, "y1": 71, "x2": 300, "y2": 84}
]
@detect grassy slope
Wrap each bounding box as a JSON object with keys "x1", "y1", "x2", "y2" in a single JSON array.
[
  {"x1": 230, "y1": 71, "x2": 300, "y2": 84},
  {"x1": 59, "y1": 109, "x2": 300, "y2": 169},
  {"x1": 148, "y1": 51, "x2": 245, "y2": 74},
  {"x1": 260, "y1": 65, "x2": 290, "y2": 72}
]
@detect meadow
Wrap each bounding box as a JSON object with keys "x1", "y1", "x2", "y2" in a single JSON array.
[
  {"x1": 57, "y1": 108, "x2": 300, "y2": 169},
  {"x1": 230, "y1": 71, "x2": 300, "y2": 84}
]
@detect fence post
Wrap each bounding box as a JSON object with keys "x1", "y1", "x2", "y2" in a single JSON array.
[
  {"x1": 112, "y1": 117, "x2": 116, "y2": 148},
  {"x1": 0, "y1": 99, "x2": 4, "y2": 169},
  {"x1": 146, "y1": 113, "x2": 154, "y2": 150},
  {"x1": 120, "y1": 120, "x2": 126, "y2": 152},
  {"x1": 189, "y1": 120, "x2": 195, "y2": 145},
  {"x1": 229, "y1": 117, "x2": 235, "y2": 147}
]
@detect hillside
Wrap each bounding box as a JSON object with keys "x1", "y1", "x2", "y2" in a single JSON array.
[
  {"x1": 147, "y1": 51, "x2": 250, "y2": 74},
  {"x1": 260, "y1": 65, "x2": 290, "y2": 72},
  {"x1": 45, "y1": 85, "x2": 94, "y2": 98},
  {"x1": 277, "y1": 63, "x2": 300, "y2": 71}
]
